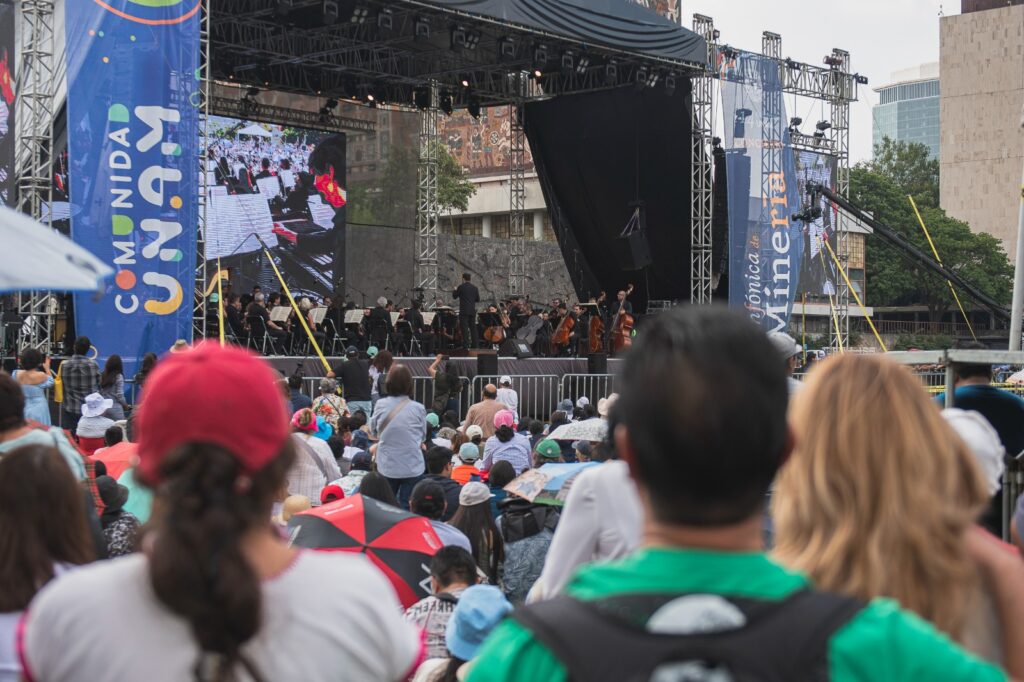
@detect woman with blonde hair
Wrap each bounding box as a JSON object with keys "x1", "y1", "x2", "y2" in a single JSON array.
[{"x1": 774, "y1": 353, "x2": 1024, "y2": 672}]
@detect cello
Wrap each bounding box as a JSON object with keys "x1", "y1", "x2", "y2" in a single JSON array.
[
  {"x1": 550, "y1": 306, "x2": 575, "y2": 355},
  {"x1": 609, "y1": 284, "x2": 634, "y2": 354},
  {"x1": 587, "y1": 291, "x2": 607, "y2": 354}
]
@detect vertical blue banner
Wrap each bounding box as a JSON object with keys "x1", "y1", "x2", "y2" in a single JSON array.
[
  {"x1": 720, "y1": 52, "x2": 803, "y2": 333},
  {"x1": 65, "y1": 0, "x2": 200, "y2": 370}
]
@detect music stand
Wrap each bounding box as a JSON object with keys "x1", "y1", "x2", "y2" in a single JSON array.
[
  {"x1": 310, "y1": 307, "x2": 327, "y2": 325},
  {"x1": 422, "y1": 312, "x2": 436, "y2": 326},
  {"x1": 344, "y1": 309, "x2": 365, "y2": 325}
]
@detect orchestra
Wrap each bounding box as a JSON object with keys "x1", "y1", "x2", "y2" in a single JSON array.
[{"x1": 210, "y1": 279, "x2": 637, "y2": 358}]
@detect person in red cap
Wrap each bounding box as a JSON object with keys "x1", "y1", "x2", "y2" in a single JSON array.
[{"x1": 20, "y1": 343, "x2": 422, "y2": 682}]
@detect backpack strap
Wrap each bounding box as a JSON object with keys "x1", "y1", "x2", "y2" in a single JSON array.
[{"x1": 514, "y1": 589, "x2": 863, "y2": 682}]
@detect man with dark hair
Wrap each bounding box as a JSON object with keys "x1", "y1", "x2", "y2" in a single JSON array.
[
  {"x1": 288, "y1": 374, "x2": 312, "y2": 413},
  {"x1": 423, "y1": 445, "x2": 462, "y2": 521},
  {"x1": 410, "y1": 479, "x2": 470, "y2": 552},
  {"x1": 470, "y1": 307, "x2": 1008, "y2": 682},
  {"x1": 463, "y1": 383, "x2": 507, "y2": 439},
  {"x1": 255, "y1": 157, "x2": 272, "y2": 180},
  {"x1": 403, "y1": 546, "x2": 479, "y2": 659},
  {"x1": 60, "y1": 335, "x2": 100, "y2": 436},
  {"x1": 452, "y1": 272, "x2": 480, "y2": 349},
  {"x1": 939, "y1": 340, "x2": 1024, "y2": 536}
]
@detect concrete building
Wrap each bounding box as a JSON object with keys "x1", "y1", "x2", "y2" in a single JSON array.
[
  {"x1": 872, "y1": 63, "x2": 941, "y2": 159},
  {"x1": 939, "y1": 0, "x2": 1024, "y2": 254}
]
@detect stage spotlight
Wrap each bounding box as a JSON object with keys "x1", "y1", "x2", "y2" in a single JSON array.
[
  {"x1": 824, "y1": 55, "x2": 843, "y2": 68},
  {"x1": 350, "y1": 4, "x2": 368, "y2": 24},
  {"x1": 460, "y1": 75, "x2": 471, "y2": 88},
  {"x1": 664, "y1": 72, "x2": 676, "y2": 95},
  {"x1": 464, "y1": 30, "x2": 481, "y2": 50},
  {"x1": 560, "y1": 51, "x2": 574, "y2": 73},
  {"x1": 413, "y1": 87, "x2": 431, "y2": 110},
  {"x1": 532, "y1": 44, "x2": 549, "y2": 70},
  {"x1": 605, "y1": 59, "x2": 618, "y2": 83},
  {"x1": 467, "y1": 99, "x2": 481, "y2": 120},
  {"x1": 789, "y1": 117, "x2": 803, "y2": 128},
  {"x1": 245, "y1": 87, "x2": 260, "y2": 98},
  {"x1": 377, "y1": 8, "x2": 393, "y2": 31},
  {"x1": 854, "y1": 73, "x2": 869, "y2": 85},
  {"x1": 414, "y1": 16, "x2": 430, "y2": 40},
  {"x1": 497, "y1": 37, "x2": 516, "y2": 61},
  {"x1": 720, "y1": 46, "x2": 738, "y2": 60},
  {"x1": 813, "y1": 131, "x2": 826, "y2": 139},
  {"x1": 712, "y1": 136, "x2": 722, "y2": 148},
  {"x1": 784, "y1": 57, "x2": 798, "y2": 69},
  {"x1": 816, "y1": 120, "x2": 832, "y2": 131},
  {"x1": 635, "y1": 66, "x2": 648, "y2": 90},
  {"x1": 575, "y1": 54, "x2": 590, "y2": 74},
  {"x1": 646, "y1": 71, "x2": 660, "y2": 87},
  {"x1": 532, "y1": 69, "x2": 543, "y2": 79},
  {"x1": 439, "y1": 91, "x2": 454, "y2": 116},
  {"x1": 323, "y1": 0, "x2": 338, "y2": 23}
]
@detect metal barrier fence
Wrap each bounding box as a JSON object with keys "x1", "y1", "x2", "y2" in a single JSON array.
[
  {"x1": 301, "y1": 375, "x2": 470, "y2": 419},
  {"x1": 560, "y1": 374, "x2": 616, "y2": 408},
  {"x1": 471, "y1": 375, "x2": 562, "y2": 422}
]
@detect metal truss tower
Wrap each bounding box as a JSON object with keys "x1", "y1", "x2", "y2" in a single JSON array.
[
  {"x1": 193, "y1": 0, "x2": 211, "y2": 341},
  {"x1": 690, "y1": 14, "x2": 717, "y2": 304},
  {"x1": 14, "y1": 0, "x2": 57, "y2": 353},
  {"x1": 508, "y1": 72, "x2": 528, "y2": 298},
  {"x1": 760, "y1": 30, "x2": 784, "y2": 319},
  {"x1": 415, "y1": 81, "x2": 440, "y2": 301},
  {"x1": 827, "y1": 48, "x2": 853, "y2": 351}
]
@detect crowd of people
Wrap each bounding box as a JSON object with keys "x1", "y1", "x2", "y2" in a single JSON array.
[{"x1": 2, "y1": 306, "x2": 1024, "y2": 681}]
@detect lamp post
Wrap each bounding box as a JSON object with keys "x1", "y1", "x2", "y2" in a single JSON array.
[{"x1": 1009, "y1": 102, "x2": 1024, "y2": 350}]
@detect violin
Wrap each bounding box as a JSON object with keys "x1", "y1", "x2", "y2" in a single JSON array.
[
  {"x1": 610, "y1": 284, "x2": 634, "y2": 354},
  {"x1": 588, "y1": 291, "x2": 606, "y2": 355}
]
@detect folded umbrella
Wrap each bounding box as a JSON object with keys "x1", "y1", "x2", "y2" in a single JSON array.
[
  {"x1": 546, "y1": 418, "x2": 607, "y2": 443},
  {"x1": 288, "y1": 493, "x2": 443, "y2": 608},
  {"x1": 504, "y1": 462, "x2": 600, "y2": 506},
  {"x1": 0, "y1": 205, "x2": 113, "y2": 292}
]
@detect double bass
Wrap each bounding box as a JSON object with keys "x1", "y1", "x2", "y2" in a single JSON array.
[
  {"x1": 609, "y1": 284, "x2": 635, "y2": 353},
  {"x1": 587, "y1": 292, "x2": 607, "y2": 355},
  {"x1": 550, "y1": 306, "x2": 575, "y2": 354}
]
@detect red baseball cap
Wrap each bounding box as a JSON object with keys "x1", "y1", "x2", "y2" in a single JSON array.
[{"x1": 135, "y1": 342, "x2": 290, "y2": 484}]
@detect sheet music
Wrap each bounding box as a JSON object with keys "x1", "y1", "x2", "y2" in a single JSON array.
[
  {"x1": 422, "y1": 312, "x2": 435, "y2": 325},
  {"x1": 310, "y1": 307, "x2": 327, "y2": 325},
  {"x1": 279, "y1": 169, "x2": 296, "y2": 189},
  {"x1": 270, "y1": 306, "x2": 292, "y2": 323},
  {"x1": 344, "y1": 309, "x2": 365, "y2": 324},
  {"x1": 205, "y1": 193, "x2": 275, "y2": 258},
  {"x1": 308, "y1": 195, "x2": 336, "y2": 230},
  {"x1": 390, "y1": 312, "x2": 400, "y2": 325},
  {"x1": 256, "y1": 176, "x2": 282, "y2": 199}
]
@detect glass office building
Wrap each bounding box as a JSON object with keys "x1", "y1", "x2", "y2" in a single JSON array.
[{"x1": 872, "y1": 64, "x2": 940, "y2": 159}]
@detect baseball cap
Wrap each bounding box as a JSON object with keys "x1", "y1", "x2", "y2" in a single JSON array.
[
  {"x1": 942, "y1": 408, "x2": 1005, "y2": 497},
  {"x1": 135, "y1": 343, "x2": 289, "y2": 484},
  {"x1": 572, "y1": 440, "x2": 593, "y2": 457},
  {"x1": 458, "y1": 442, "x2": 481, "y2": 462},
  {"x1": 350, "y1": 429, "x2": 370, "y2": 449},
  {"x1": 367, "y1": 346, "x2": 379, "y2": 358},
  {"x1": 459, "y1": 481, "x2": 491, "y2": 507},
  {"x1": 535, "y1": 439, "x2": 562, "y2": 460},
  {"x1": 445, "y1": 585, "x2": 513, "y2": 661},
  {"x1": 767, "y1": 331, "x2": 801, "y2": 361},
  {"x1": 576, "y1": 396, "x2": 590, "y2": 409},
  {"x1": 466, "y1": 425, "x2": 484, "y2": 440},
  {"x1": 499, "y1": 375, "x2": 512, "y2": 386},
  {"x1": 426, "y1": 412, "x2": 440, "y2": 428},
  {"x1": 493, "y1": 409, "x2": 516, "y2": 430},
  {"x1": 345, "y1": 345, "x2": 358, "y2": 356},
  {"x1": 350, "y1": 451, "x2": 372, "y2": 471},
  {"x1": 320, "y1": 484, "x2": 345, "y2": 505}
]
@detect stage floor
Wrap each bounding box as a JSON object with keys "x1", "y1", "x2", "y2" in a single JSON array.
[{"x1": 267, "y1": 355, "x2": 623, "y2": 379}]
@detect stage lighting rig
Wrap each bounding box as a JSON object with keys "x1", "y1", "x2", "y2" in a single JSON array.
[
  {"x1": 720, "y1": 46, "x2": 739, "y2": 60},
  {"x1": 560, "y1": 50, "x2": 574, "y2": 73},
  {"x1": 350, "y1": 4, "x2": 369, "y2": 24},
  {"x1": 451, "y1": 26, "x2": 481, "y2": 51},
  {"x1": 854, "y1": 73, "x2": 869, "y2": 85},
  {"x1": 414, "y1": 16, "x2": 430, "y2": 40},
  {"x1": 712, "y1": 136, "x2": 722, "y2": 149},
  {"x1": 664, "y1": 72, "x2": 676, "y2": 95},
  {"x1": 784, "y1": 57, "x2": 798, "y2": 70},
  {"x1": 377, "y1": 8, "x2": 393, "y2": 31},
  {"x1": 323, "y1": 0, "x2": 338, "y2": 23},
  {"x1": 439, "y1": 91, "x2": 454, "y2": 116},
  {"x1": 635, "y1": 65, "x2": 648, "y2": 90},
  {"x1": 815, "y1": 120, "x2": 832, "y2": 132},
  {"x1": 467, "y1": 99, "x2": 481, "y2": 120},
  {"x1": 575, "y1": 54, "x2": 591, "y2": 75},
  {"x1": 245, "y1": 87, "x2": 260, "y2": 98},
  {"x1": 413, "y1": 87, "x2": 430, "y2": 110},
  {"x1": 532, "y1": 44, "x2": 549, "y2": 71},
  {"x1": 604, "y1": 59, "x2": 618, "y2": 83},
  {"x1": 497, "y1": 37, "x2": 516, "y2": 61},
  {"x1": 824, "y1": 55, "x2": 843, "y2": 68}
]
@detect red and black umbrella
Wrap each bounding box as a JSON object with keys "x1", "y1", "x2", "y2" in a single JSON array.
[{"x1": 288, "y1": 493, "x2": 443, "y2": 608}]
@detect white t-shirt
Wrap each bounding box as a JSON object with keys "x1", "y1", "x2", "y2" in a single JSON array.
[
  {"x1": 496, "y1": 387, "x2": 519, "y2": 416},
  {"x1": 23, "y1": 552, "x2": 421, "y2": 682}
]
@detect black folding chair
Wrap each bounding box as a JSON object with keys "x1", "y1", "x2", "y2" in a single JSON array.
[{"x1": 246, "y1": 315, "x2": 272, "y2": 354}]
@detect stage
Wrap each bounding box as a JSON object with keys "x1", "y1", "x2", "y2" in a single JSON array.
[{"x1": 267, "y1": 355, "x2": 623, "y2": 381}]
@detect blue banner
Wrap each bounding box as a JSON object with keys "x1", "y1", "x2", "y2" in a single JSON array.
[
  {"x1": 65, "y1": 0, "x2": 200, "y2": 371},
  {"x1": 720, "y1": 52, "x2": 802, "y2": 332}
]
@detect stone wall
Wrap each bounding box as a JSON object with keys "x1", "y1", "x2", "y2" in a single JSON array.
[{"x1": 345, "y1": 225, "x2": 575, "y2": 307}]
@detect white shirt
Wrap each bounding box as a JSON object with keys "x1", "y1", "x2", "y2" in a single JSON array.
[
  {"x1": 529, "y1": 460, "x2": 643, "y2": 601},
  {"x1": 288, "y1": 433, "x2": 343, "y2": 506},
  {"x1": 23, "y1": 552, "x2": 421, "y2": 682},
  {"x1": 496, "y1": 387, "x2": 519, "y2": 417}
]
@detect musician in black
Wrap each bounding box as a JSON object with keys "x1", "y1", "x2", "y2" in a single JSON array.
[
  {"x1": 366, "y1": 296, "x2": 394, "y2": 349},
  {"x1": 452, "y1": 273, "x2": 480, "y2": 349},
  {"x1": 406, "y1": 300, "x2": 435, "y2": 355}
]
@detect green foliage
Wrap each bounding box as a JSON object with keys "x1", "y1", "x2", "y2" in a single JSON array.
[
  {"x1": 434, "y1": 142, "x2": 476, "y2": 214},
  {"x1": 852, "y1": 143, "x2": 1012, "y2": 321},
  {"x1": 892, "y1": 334, "x2": 954, "y2": 351}
]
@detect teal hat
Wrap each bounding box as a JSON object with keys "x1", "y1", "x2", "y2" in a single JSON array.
[
  {"x1": 458, "y1": 442, "x2": 480, "y2": 462},
  {"x1": 367, "y1": 346, "x2": 379, "y2": 358},
  {"x1": 314, "y1": 415, "x2": 333, "y2": 441},
  {"x1": 445, "y1": 585, "x2": 512, "y2": 661},
  {"x1": 426, "y1": 412, "x2": 440, "y2": 428},
  {"x1": 535, "y1": 439, "x2": 562, "y2": 460},
  {"x1": 210, "y1": 292, "x2": 220, "y2": 303}
]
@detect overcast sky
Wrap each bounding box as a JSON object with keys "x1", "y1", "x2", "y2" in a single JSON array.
[{"x1": 685, "y1": 0, "x2": 953, "y2": 163}]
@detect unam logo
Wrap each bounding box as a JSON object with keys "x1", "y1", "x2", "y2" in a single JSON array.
[{"x1": 94, "y1": 0, "x2": 200, "y2": 25}]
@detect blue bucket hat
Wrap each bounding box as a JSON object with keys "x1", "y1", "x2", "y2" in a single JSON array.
[
  {"x1": 350, "y1": 429, "x2": 370, "y2": 450},
  {"x1": 445, "y1": 585, "x2": 512, "y2": 661},
  {"x1": 314, "y1": 416, "x2": 333, "y2": 441}
]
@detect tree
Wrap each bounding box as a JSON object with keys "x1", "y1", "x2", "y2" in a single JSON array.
[
  {"x1": 853, "y1": 166, "x2": 1012, "y2": 321},
  {"x1": 865, "y1": 137, "x2": 940, "y2": 208},
  {"x1": 434, "y1": 142, "x2": 476, "y2": 214}
]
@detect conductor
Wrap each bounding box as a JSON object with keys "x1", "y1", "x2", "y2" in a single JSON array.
[{"x1": 453, "y1": 272, "x2": 480, "y2": 349}]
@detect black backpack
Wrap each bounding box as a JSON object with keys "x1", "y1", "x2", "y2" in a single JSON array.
[
  {"x1": 513, "y1": 589, "x2": 863, "y2": 682},
  {"x1": 498, "y1": 496, "x2": 559, "y2": 544}
]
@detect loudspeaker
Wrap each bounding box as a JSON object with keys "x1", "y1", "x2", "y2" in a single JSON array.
[
  {"x1": 501, "y1": 339, "x2": 534, "y2": 359},
  {"x1": 588, "y1": 353, "x2": 607, "y2": 374},
  {"x1": 615, "y1": 230, "x2": 652, "y2": 271},
  {"x1": 476, "y1": 350, "x2": 498, "y2": 376}
]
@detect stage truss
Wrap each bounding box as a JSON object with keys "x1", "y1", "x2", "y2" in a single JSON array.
[{"x1": 690, "y1": 15, "x2": 716, "y2": 304}]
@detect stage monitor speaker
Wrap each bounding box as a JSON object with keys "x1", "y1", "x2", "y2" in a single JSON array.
[
  {"x1": 476, "y1": 350, "x2": 499, "y2": 376},
  {"x1": 588, "y1": 353, "x2": 607, "y2": 374},
  {"x1": 501, "y1": 339, "x2": 534, "y2": 359},
  {"x1": 615, "y1": 230, "x2": 652, "y2": 271}
]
